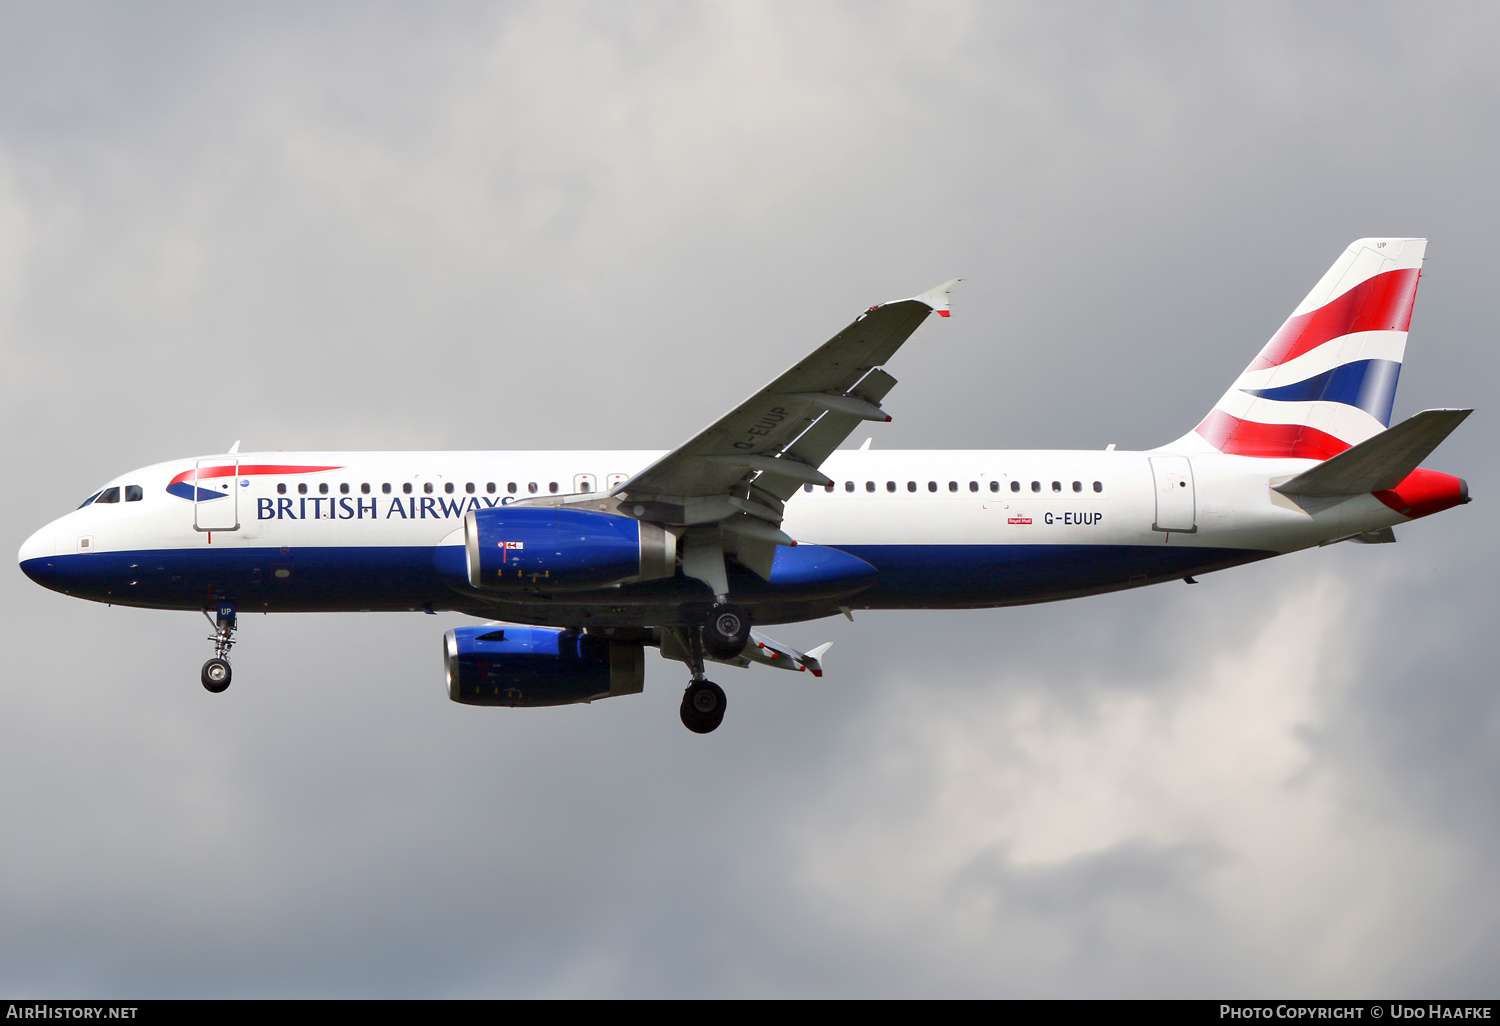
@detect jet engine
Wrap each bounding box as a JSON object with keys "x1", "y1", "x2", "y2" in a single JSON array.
[
  {"x1": 463, "y1": 506, "x2": 675, "y2": 591},
  {"x1": 444, "y1": 625, "x2": 645, "y2": 707}
]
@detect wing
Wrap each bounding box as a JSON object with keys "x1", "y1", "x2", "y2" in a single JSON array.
[{"x1": 615, "y1": 280, "x2": 958, "y2": 534}]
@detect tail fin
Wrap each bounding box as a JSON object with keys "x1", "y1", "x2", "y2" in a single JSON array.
[{"x1": 1167, "y1": 238, "x2": 1427, "y2": 460}]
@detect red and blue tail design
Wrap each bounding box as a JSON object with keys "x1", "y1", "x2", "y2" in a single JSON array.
[{"x1": 1173, "y1": 238, "x2": 1426, "y2": 460}]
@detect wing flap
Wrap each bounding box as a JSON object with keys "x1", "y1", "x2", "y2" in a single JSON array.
[{"x1": 758, "y1": 368, "x2": 903, "y2": 501}]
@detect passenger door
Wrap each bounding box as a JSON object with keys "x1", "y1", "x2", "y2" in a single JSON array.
[
  {"x1": 194, "y1": 458, "x2": 240, "y2": 531},
  {"x1": 1149, "y1": 456, "x2": 1196, "y2": 533}
]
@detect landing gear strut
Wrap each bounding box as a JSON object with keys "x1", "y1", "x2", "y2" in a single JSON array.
[
  {"x1": 201, "y1": 601, "x2": 237, "y2": 694},
  {"x1": 679, "y1": 628, "x2": 727, "y2": 734}
]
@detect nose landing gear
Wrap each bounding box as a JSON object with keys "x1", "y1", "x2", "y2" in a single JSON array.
[{"x1": 200, "y1": 601, "x2": 237, "y2": 694}]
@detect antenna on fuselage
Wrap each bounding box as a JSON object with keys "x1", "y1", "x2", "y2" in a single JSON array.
[{"x1": 228, "y1": 440, "x2": 241, "y2": 454}]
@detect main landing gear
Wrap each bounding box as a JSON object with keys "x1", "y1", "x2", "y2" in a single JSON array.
[
  {"x1": 201, "y1": 601, "x2": 237, "y2": 694},
  {"x1": 679, "y1": 626, "x2": 727, "y2": 734},
  {"x1": 681, "y1": 680, "x2": 726, "y2": 734},
  {"x1": 701, "y1": 602, "x2": 750, "y2": 659}
]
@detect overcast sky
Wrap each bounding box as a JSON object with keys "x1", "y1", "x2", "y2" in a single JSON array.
[{"x1": 1, "y1": 1, "x2": 1496, "y2": 997}]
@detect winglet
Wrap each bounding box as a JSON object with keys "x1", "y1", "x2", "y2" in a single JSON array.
[
  {"x1": 915, "y1": 279, "x2": 960, "y2": 317},
  {"x1": 803, "y1": 642, "x2": 833, "y2": 677}
]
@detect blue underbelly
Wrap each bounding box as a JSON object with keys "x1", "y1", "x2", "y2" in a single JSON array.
[
  {"x1": 841, "y1": 543, "x2": 1272, "y2": 606},
  {"x1": 20, "y1": 541, "x2": 1274, "y2": 615}
]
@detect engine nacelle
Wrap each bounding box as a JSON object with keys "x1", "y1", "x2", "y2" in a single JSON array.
[
  {"x1": 463, "y1": 506, "x2": 675, "y2": 591},
  {"x1": 444, "y1": 625, "x2": 646, "y2": 707}
]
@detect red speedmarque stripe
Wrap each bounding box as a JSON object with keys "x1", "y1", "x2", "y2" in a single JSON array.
[
  {"x1": 1248, "y1": 268, "x2": 1420, "y2": 371},
  {"x1": 1195, "y1": 409, "x2": 1352, "y2": 460},
  {"x1": 168, "y1": 464, "x2": 343, "y2": 487}
]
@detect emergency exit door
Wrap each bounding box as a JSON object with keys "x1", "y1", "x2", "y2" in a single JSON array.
[{"x1": 1149, "y1": 456, "x2": 1196, "y2": 533}]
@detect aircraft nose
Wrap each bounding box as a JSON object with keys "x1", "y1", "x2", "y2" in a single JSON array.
[
  {"x1": 18, "y1": 523, "x2": 58, "y2": 587},
  {"x1": 19, "y1": 523, "x2": 55, "y2": 564}
]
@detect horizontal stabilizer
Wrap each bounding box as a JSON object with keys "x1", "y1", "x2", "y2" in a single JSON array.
[
  {"x1": 1274, "y1": 408, "x2": 1472, "y2": 497},
  {"x1": 1320, "y1": 527, "x2": 1398, "y2": 546}
]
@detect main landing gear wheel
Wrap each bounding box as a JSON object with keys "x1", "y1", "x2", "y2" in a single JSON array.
[
  {"x1": 680, "y1": 681, "x2": 727, "y2": 734},
  {"x1": 701, "y1": 603, "x2": 750, "y2": 659},
  {"x1": 201, "y1": 658, "x2": 232, "y2": 693}
]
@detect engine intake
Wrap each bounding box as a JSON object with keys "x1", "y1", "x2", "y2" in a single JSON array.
[
  {"x1": 444, "y1": 625, "x2": 645, "y2": 707},
  {"x1": 463, "y1": 506, "x2": 675, "y2": 591}
]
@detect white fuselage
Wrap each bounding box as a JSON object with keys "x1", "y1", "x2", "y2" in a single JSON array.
[{"x1": 18, "y1": 447, "x2": 1408, "y2": 624}]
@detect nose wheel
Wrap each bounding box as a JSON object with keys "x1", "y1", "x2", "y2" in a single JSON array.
[
  {"x1": 201, "y1": 657, "x2": 232, "y2": 693},
  {"x1": 201, "y1": 601, "x2": 238, "y2": 694}
]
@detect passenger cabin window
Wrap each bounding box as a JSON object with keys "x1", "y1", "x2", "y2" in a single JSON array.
[
  {"x1": 1011, "y1": 481, "x2": 1020, "y2": 492},
  {"x1": 339, "y1": 483, "x2": 349, "y2": 495},
  {"x1": 549, "y1": 482, "x2": 559, "y2": 494},
  {"x1": 908, "y1": 481, "x2": 917, "y2": 492},
  {"x1": 298, "y1": 483, "x2": 307, "y2": 495},
  {"x1": 465, "y1": 483, "x2": 475, "y2": 494},
  {"x1": 382, "y1": 483, "x2": 391, "y2": 494},
  {"x1": 96, "y1": 487, "x2": 120, "y2": 504},
  {"x1": 444, "y1": 482, "x2": 455, "y2": 494},
  {"x1": 824, "y1": 483, "x2": 834, "y2": 492},
  {"x1": 948, "y1": 481, "x2": 957, "y2": 492},
  {"x1": 125, "y1": 485, "x2": 142, "y2": 502},
  {"x1": 319, "y1": 483, "x2": 328, "y2": 495},
  {"x1": 1072, "y1": 481, "x2": 1082, "y2": 493},
  {"x1": 865, "y1": 481, "x2": 875, "y2": 492},
  {"x1": 928, "y1": 482, "x2": 937, "y2": 492},
  {"x1": 486, "y1": 483, "x2": 496, "y2": 494},
  {"x1": 423, "y1": 482, "x2": 433, "y2": 494},
  {"x1": 277, "y1": 483, "x2": 287, "y2": 495},
  {"x1": 845, "y1": 481, "x2": 854, "y2": 492},
  {"x1": 361, "y1": 483, "x2": 371, "y2": 494},
  {"x1": 969, "y1": 481, "x2": 978, "y2": 492},
  {"x1": 402, "y1": 483, "x2": 413, "y2": 495},
  {"x1": 527, "y1": 482, "x2": 538, "y2": 494},
  {"x1": 990, "y1": 481, "x2": 1000, "y2": 492},
  {"x1": 1031, "y1": 481, "x2": 1041, "y2": 492},
  {"x1": 508, "y1": 483, "x2": 517, "y2": 494},
  {"x1": 886, "y1": 481, "x2": 896, "y2": 492},
  {"x1": 1052, "y1": 481, "x2": 1061, "y2": 493},
  {"x1": 1093, "y1": 481, "x2": 1103, "y2": 493}
]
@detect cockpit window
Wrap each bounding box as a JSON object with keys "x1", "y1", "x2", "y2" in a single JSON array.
[
  {"x1": 77, "y1": 491, "x2": 102, "y2": 509},
  {"x1": 124, "y1": 485, "x2": 143, "y2": 502},
  {"x1": 95, "y1": 487, "x2": 120, "y2": 504}
]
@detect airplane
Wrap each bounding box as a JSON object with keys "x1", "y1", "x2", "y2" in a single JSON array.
[{"x1": 17, "y1": 238, "x2": 1472, "y2": 734}]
